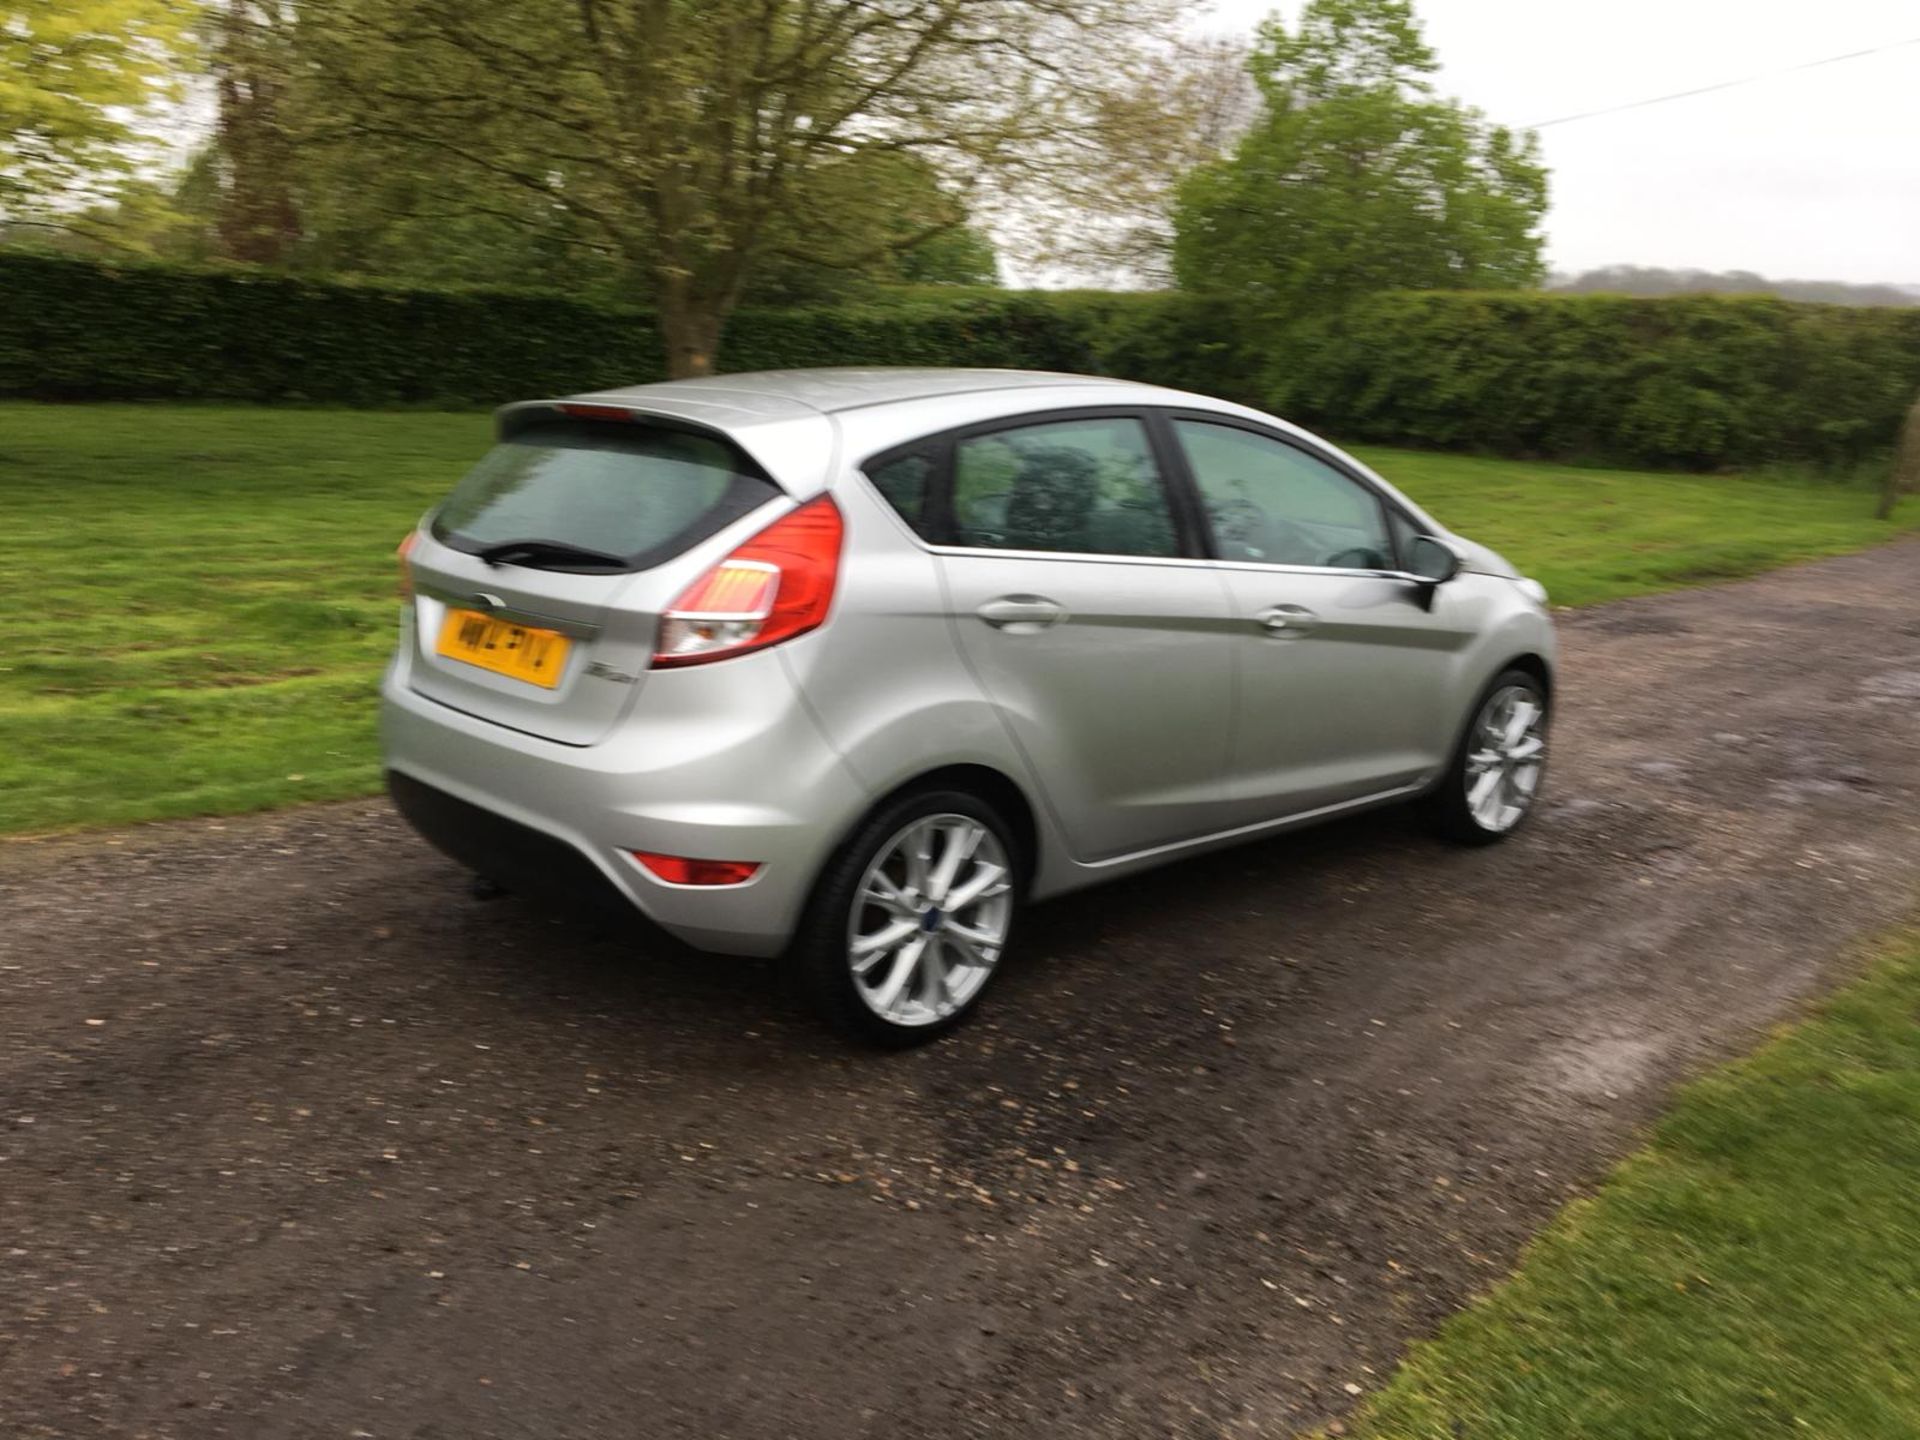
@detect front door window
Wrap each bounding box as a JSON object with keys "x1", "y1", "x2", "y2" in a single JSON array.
[{"x1": 1173, "y1": 421, "x2": 1393, "y2": 571}]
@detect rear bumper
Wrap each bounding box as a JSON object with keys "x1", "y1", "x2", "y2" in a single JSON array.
[
  {"x1": 378, "y1": 645, "x2": 869, "y2": 957},
  {"x1": 387, "y1": 769, "x2": 643, "y2": 924}
]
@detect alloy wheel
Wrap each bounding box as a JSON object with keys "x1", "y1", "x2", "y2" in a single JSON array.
[
  {"x1": 847, "y1": 813, "x2": 1013, "y2": 1028},
  {"x1": 1463, "y1": 684, "x2": 1548, "y2": 833}
]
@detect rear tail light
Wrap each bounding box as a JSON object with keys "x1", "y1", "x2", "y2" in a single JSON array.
[
  {"x1": 631, "y1": 851, "x2": 762, "y2": 886},
  {"x1": 397, "y1": 530, "x2": 420, "y2": 600},
  {"x1": 653, "y1": 495, "x2": 843, "y2": 668}
]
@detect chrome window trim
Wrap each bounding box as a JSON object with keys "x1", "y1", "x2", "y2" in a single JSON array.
[
  {"x1": 918, "y1": 541, "x2": 1425, "y2": 586},
  {"x1": 1209, "y1": 555, "x2": 1438, "y2": 585},
  {"x1": 854, "y1": 399, "x2": 1438, "y2": 576},
  {"x1": 854, "y1": 403, "x2": 1207, "y2": 562}
]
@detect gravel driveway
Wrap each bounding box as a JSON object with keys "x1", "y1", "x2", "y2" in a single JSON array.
[{"x1": 5, "y1": 540, "x2": 1919, "y2": 1440}]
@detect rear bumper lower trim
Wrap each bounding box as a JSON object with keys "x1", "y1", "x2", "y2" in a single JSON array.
[{"x1": 387, "y1": 769, "x2": 642, "y2": 927}]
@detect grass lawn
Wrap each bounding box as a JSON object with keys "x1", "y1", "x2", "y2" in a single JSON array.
[
  {"x1": 1339, "y1": 925, "x2": 1920, "y2": 1439},
  {"x1": 1346, "y1": 445, "x2": 1918, "y2": 608},
  {"x1": 0, "y1": 404, "x2": 489, "y2": 834},
  {"x1": 0, "y1": 400, "x2": 1914, "y2": 835}
]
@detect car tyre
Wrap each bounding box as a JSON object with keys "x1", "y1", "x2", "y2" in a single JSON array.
[
  {"x1": 1424, "y1": 668, "x2": 1550, "y2": 846},
  {"x1": 791, "y1": 788, "x2": 1024, "y2": 1048}
]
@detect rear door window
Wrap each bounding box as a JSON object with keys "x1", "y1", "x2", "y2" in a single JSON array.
[
  {"x1": 433, "y1": 419, "x2": 778, "y2": 572},
  {"x1": 949, "y1": 416, "x2": 1179, "y2": 557}
]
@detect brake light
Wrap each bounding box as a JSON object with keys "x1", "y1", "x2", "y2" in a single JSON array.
[
  {"x1": 631, "y1": 852, "x2": 762, "y2": 886},
  {"x1": 397, "y1": 530, "x2": 420, "y2": 600},
  {"x1": 653, "y1": 495, "x2": 843, "y2": 668},
  {"x1": 558, "y1": 403, "x2": 634, "y2": 423}
]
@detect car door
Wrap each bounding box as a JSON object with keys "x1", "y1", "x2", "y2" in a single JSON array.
[
  {"x1": 907, "y1": 410, "x2": 1240, "y2": 861},
  {"x1": 1165, "y1": 414, "x2": 1474, "y2": 820}
]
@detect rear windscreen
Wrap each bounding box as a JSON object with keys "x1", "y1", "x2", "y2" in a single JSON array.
[{"x1": 432, "y1": 419, "x2": 779, "y2": 571}]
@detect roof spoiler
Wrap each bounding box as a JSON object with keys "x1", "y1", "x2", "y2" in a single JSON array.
[{"x1": 493, "y1": 398, "x2": 834, "y2": 500}]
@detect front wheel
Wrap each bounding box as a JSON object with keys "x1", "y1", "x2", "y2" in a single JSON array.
[
  {"x1": 791, "y1": 790, "x2": 1022, "y2": 1047},
  {"x1": 1424, "y1": 669, "x2": 1550, "y2": 845}
]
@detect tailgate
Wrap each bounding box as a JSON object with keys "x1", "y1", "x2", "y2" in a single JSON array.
[{"x1": 401, "y1": 411, "x2": 783, "y2": 745}]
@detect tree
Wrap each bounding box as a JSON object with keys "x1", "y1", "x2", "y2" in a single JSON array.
[
  {"x1": 1172, "y1": 0, "x2": 1546, "y2": 316},
  {"x1": 269, "y1": 117, "x2": 630, "y2": 291},
  {"x1": 1045, "y1": 34, "x2": 1258, "y2": 286},
  {"x1": 894, "y1": 225, "x2": 997, "y2": 287},
  {"x1": 741, "y1": 151, "x2": 998, "y2": 303},
  {"x1": 140, "y1": 55, "x2": 997, "y2": 301},
  {"x1": 206, "y1": 0, "x2": 301, "y2": 264},
  {"x1": 0, "y1": 0, "x2": 194, "y2": 229},
  {"x1": 295, "y1": 0, "x2": 1173, "y2": 376}
]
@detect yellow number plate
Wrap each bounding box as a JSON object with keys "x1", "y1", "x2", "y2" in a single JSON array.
[{"x1": 435, "y1": 609, "x2": 572, "y2": 689}]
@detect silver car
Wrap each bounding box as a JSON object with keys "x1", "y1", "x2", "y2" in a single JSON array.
[{"x1": 383, "y1": 369, "x2": 1554, "y2": 1045}]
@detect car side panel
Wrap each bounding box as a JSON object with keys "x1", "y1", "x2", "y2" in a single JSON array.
[
  {"x1": 1025, "y1": 571, "x2": 1555, "y2": 896},
  {"x1": 935, "y1": 550, "x2": 1240, "y2": 861},
  {"x1": 1209, "y1": 567, "x2": 1460, "y2": 818},
  {"x1": 780, "y1": 475, "x2": 1064, "y2": 862}
]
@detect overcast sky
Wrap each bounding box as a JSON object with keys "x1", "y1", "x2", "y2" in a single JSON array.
[{"x1": 1200, "y1": 0, "x2": 1920, "y2": 285}]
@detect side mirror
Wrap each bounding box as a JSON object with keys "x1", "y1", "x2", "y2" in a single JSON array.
[{"x1": 1407, "y1": 535, "x2": 1464, "y2": 584}]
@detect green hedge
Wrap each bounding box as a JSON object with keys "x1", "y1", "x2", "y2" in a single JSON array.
[
  {"x1": 1047, "y1": 289, "x2": 1269, "y2": 411},
  {"x1": 1268, "y1": 290, "x2": 1920, "y2": 469},
  {"x1": 0, "y1": 252, "x2": 1092, "y2": 408},
  {"x1": 7, "y1": 251, "x2": 1919, "y2": 470}
]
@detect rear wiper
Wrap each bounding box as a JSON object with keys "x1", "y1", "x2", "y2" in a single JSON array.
[{"x1": 474, "y1": 538, "x2": 627, "y2": 571}]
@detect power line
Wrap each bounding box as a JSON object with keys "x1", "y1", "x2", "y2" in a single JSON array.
[{"x1": 1527, "y1": 34, "x2": 1920, "y2": 130}]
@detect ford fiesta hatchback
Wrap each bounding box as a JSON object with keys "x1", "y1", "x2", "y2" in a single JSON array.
[{"x1": 383, "y1": 369, "x2": 1555, "y2": 1045}]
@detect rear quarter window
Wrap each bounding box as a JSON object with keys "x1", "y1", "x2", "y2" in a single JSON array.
[
  {"x1": 433, "y1": 419, "x2": 778, "y2": 571},
  {"x1": 864, "y1": 450, "x2": 935, "y2": 537}
]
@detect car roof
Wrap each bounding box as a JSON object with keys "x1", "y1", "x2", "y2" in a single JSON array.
[
  {"x1": 564, "y1": 367, "x2": 1181, "y2": 421},
  {"x1": 501, "y1": 366, "x2": 1447, "y2": 538}
]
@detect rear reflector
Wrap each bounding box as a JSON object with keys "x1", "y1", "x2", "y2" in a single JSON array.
[
  {"x1": 653, "y1": 495, "x2": 843, "y2": 668},
  {"x1": 630, "y1": 851, "x2": 762, "y2": 886}
]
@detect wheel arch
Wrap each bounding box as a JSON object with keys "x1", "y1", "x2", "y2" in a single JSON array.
[
  {"x1": 787, "y1": 760, "x2": 1038, "y2": 1045},
  {"x1": 1430, "y1": 646, "x2": 1556, "y2": 797},
  {"x1": 1499, "y1": 650, "x2": 1554, "y2": 698},
  {"x1": 1501, "y1": 650, "x2": 1555, "y2": 700},
  {"x1": 816, "y1": 762, "x2": 1043, "y2": 900}
]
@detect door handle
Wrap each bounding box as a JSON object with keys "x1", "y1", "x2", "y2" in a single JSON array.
[
  {"x1": 1257, "y1": 604, "x2": 1319, "y2": 635},
  {"x1": 977, "y1": 595, "x2": 1067, "y2": 631}
]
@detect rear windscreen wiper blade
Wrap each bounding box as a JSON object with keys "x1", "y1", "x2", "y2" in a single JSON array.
[{"x1": 474, "y1": 538, "x2": 627, "y2": 570}]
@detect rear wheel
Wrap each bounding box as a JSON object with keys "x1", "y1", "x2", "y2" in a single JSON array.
[
  {"x1": 792, "y1": 789, "x2": 1021, "y2": 1047},
  {"x1": 1425, "y1": 669, "x2": 1550, "y2": 845}
]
